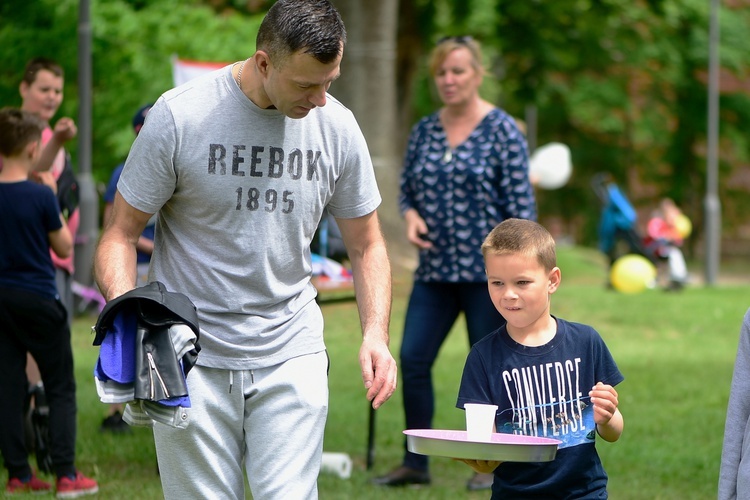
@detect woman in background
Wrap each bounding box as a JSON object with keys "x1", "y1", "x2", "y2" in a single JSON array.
[{"x1": 373, "y1": 36, "x2": 537, "y2": 491}]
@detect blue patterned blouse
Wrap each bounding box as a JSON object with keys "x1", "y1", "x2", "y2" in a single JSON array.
[{"x1": 398, "y1": 107, "x2": 537, "y2": 283}]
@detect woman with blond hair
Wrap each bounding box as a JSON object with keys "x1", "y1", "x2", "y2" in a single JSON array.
[{"x1": 374, "y1": 36, "x2": 536, "y2": 491}]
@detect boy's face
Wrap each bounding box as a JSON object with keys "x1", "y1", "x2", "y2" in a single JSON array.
[
  {"x1": 485, "y1": 252, "x2": 561, "y2": 334},
  {"x1": 19, "y1": 69, "x2": 63, "y2": 124}
]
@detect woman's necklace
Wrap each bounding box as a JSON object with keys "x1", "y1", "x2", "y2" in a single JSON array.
[
  {"x1": 441, "y1": 101, "x2": 491, "y2": 163},
  {"x1": 443, "y1": 148, "x2": 453, "y2": 163}
]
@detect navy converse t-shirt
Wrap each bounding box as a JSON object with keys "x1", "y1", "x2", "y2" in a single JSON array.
[{"x1": 457, "y1": 317, "x2": 624, "y2": 499}]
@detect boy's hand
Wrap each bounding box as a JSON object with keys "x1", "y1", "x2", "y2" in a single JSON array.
[
  {"x1": 453, "y1": 458, "x2": 501, "y2": 474},
  {"x1": 590, "y1": 381, "x2": 624, "y2": 442},
  {"x1": 53, "y1": 117, "x2": 77, "y2": 143},
  {"x1": 32, "y1": 171, "x2": 58, "y2": 194},
  {"x1": 589, "y1": 382, "x2": 618, "y2": 426}
]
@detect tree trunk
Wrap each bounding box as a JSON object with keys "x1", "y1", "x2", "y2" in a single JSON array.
[{"x1": 332, "y1": 0, "x2": 411, "y2": 267}]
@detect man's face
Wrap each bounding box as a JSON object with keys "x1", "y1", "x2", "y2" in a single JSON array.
[
  {"x1": 262, "y1": 48, "x2": 342, "y2": 119},
  {"x1": 20, "y1": 69, "x2": 63, "y2": 124}
]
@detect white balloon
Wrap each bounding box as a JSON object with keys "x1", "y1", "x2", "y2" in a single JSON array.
[{"x1": 529, "y1": 142, "x2": 573, "y2": 190}]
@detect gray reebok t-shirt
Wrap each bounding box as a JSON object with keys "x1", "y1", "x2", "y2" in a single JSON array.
[{"x1": 118, "y1": 65, "x2": 381, "y2": 369}]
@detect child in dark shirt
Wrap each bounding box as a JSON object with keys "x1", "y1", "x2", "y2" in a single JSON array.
[
  {"x1": 0, "y1": 108, "x2": 98, "y2": 496},
  {"x1": 456, "y1": 218, "x2": 624, "y2": 498}
]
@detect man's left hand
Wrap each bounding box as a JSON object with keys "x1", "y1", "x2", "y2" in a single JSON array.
[{"x1": 359, "y1": 336, "x2": 397, "y2": 409}]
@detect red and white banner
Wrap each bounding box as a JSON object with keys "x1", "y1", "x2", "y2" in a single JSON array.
[{"x1": 171, "y1": 55, "x2": 229, "y2": 87}]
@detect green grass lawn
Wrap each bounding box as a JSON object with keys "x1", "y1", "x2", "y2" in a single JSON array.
[{"x1": 4, "y1": 245, "x2": 747, "y2": 499}]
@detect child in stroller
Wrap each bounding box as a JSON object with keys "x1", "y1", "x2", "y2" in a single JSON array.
[{"x1": 644, "y1": 198, "x2": 689, "y2": 290}]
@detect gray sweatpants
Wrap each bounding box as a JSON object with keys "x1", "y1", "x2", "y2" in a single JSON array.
[{"x1": 153, "y1": 351, "x2": 329, "y2": 499}]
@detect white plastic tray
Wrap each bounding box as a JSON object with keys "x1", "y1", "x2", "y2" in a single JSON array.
[{"x1": 404, "y1": 429, "x2": 560, "y2": 462}]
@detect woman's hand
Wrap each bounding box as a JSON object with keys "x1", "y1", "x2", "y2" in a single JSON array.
[{"x1": 404, "y1": 209, "x2": 432, "y2": 249}]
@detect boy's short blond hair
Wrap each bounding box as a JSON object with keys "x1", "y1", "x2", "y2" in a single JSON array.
[{"x1": 481, "y1": 218, "x2": 557, "y2": 271}]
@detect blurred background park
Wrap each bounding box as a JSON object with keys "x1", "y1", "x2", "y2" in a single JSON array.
[
  {"x1": 1, "y1": 0, "x2": 750, "y2": 498},
  {"x1": 1, "y1": 0, "x2": 749, "y2": 277}
]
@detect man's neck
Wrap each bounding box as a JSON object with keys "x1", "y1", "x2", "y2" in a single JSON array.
[
  {"x1": 244, "y1": 65, "x2": 274, "y2": 110},
  {"x1": 234, "y1": 57, "x2": 273, "y2": 110}
]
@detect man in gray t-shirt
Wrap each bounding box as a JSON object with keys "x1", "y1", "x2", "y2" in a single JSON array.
[{"x1": 94, "y1": 1, "x2": 396, "y2": 498}]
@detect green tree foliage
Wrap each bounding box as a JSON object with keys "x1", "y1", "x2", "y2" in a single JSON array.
[
  {"x1": 89, "y1": 0, "x2": 263, "y2": 177},
  {"x1": 0, "y1": 0, "x2": 264, "y2": 186},
  {"x1": 1, "y1": 0, "x2": 747, "y2": 252},
  {"x1": 0, "y1": 0, "x2": 80, "y2": 132},
  {"x1": 398, "y1": 0, "x2": 750, "y2": 250}
]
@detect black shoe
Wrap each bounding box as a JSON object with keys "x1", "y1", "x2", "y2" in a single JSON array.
[
  {"x1": 372, "y1": 465, "x2": 430, "y2": 487},
  {"x1": 101, "y1": 410, "x2": 132, "y2": 434},
  {"x1": 467, "y1": 472, "x2": 494, "y2": 491}
]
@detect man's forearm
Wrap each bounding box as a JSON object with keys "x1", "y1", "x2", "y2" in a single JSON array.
[
  {"x1": 351, "y1": 241, "x2": 392, "y2": 342},
  {"x1": 94, "y1": 233, "x2": 139, "y2": 301}
]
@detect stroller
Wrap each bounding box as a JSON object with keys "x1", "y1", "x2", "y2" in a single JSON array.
[
  {"x1": 592, "y1": 173, "x2": 687, "y2": 290},
  {"x1": 23, "y1": 382, "x2": 53, "y2": 474},
  {"x1": 591, "y1": 173, "x2": 657, "y2": 267}
]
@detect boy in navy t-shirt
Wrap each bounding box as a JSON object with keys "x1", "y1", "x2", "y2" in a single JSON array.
[
  {"x1": 0, "y1": 108, "x2": 98, "y2": 496},
  {"x1": 456, "y1": 218, "x2": 624, "y2": 498}
]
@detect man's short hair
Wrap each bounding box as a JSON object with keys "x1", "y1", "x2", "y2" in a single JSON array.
[
  {"x1": 256, "y1": 0, "x2": 346, "y2": 67},
  {"x1": 0, "y1": 108, "x2": 45, "y2": 158},
  {"x1": 482, "y1": 218, "x2": 557, "y2": 271}
]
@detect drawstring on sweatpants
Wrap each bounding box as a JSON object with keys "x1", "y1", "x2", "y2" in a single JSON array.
[{"x1": 229, "y1": 369, "x2": 255, "y2": 393}]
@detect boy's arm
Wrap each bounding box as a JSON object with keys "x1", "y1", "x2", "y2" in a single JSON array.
[
  {"x1": 590, "y1": 382, "x2": 624, "y2": 442},
  {"x1": 36, "y1": 170, "x2": 73, "y2": 258},
  {"x1": 49, "y1": 214, "x2": 73, "y2": 258},
  {"x1": 35, "y1": 118, "x2": 77, "y2": 172},
  {"x1": 135, "y1": 235, "x2": 154, "y2": 256}
]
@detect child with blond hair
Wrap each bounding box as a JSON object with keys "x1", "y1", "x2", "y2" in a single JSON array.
[{"x1": 456, "y1": 218, "x2": 624, "y2": 498}]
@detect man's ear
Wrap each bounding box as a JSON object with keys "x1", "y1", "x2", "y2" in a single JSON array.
[
  {"x1": 548, "y1": 267, "x2": 561, "y2": 294},
  {"x1": 254, "y1": 51, "x2": 271, "y2": 76}
]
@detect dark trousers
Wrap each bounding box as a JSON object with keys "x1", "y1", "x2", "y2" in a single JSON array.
[
  {"x1": 0, "y1": 287, "x2": 77, "y2": 479},
  {"x1": 399, "y1": 281, "x2": 505, "y2": 471}
]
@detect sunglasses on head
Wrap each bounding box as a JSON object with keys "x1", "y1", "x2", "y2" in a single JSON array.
[{"x1": 437, "y1": 35, "x2": 474, "y2": 45}]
